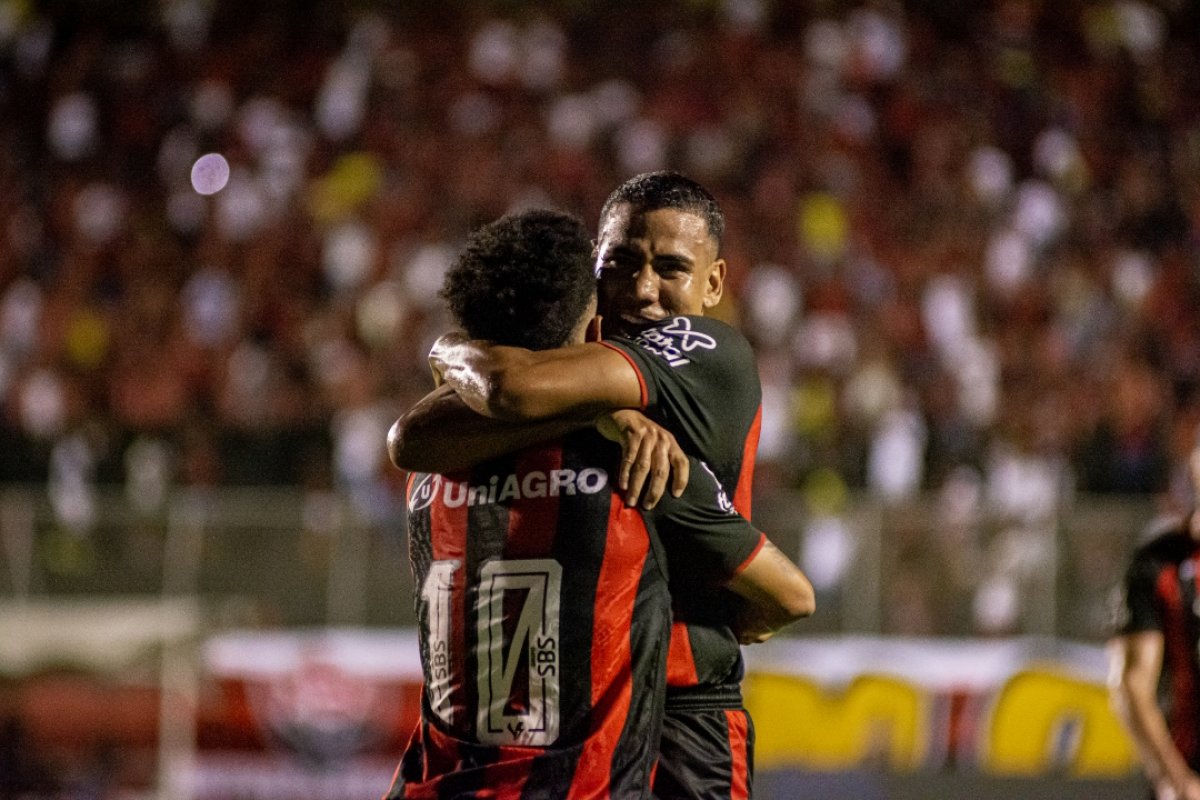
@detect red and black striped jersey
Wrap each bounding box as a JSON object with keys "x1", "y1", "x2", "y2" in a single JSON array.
[
  {"x1": 389, "y1": 429, "x2": 764, "y2": 799},
  {"x1": 602, "y1": 315, "x2": 762, "y2": 695},
  {"x1": 1116, "y1": 518, "x2": 1200, "y2": 769}
]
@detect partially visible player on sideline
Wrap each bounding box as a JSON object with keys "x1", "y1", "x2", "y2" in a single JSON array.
[
  {"x1": 1110, "y1": 431, "x2": 1200, "y2": 800},
  {"x1": 386, "y1": 209, "x2": 813, "y2": 799},
  {"x1": 394, "y1": 172, "x2": 772, "y2": 797}
]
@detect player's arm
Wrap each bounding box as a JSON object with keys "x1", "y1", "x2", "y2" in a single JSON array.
[
  {"x1": 390, "y1": 389, "x2": 687, "y2": 508},
  {"x1": 1109, "y1": 632, "x2": 1200, "y2": 799},
  {"x1": 726, "y1": 541, "x2": 816, "y2": 644},
  {"x1": 654, "y1": 467, "x2": 815, "y2": 642},
  {"x1": 414, "y1": 315, "x2": 739, "y2": 471},
  {"x1": 388, "y1": 385, "x2": 584, "y2": 473},
  {"x1": 429, "y1": 332, "x2": 645, "y2": 420}
]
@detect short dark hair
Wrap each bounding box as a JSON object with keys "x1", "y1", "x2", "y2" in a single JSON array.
[
  {"x1": 440, "y1": 209, "x2": 595, "y2": 350},
  {"x1": 599, "y1": 171, "x2": 725, "y2": 246}
]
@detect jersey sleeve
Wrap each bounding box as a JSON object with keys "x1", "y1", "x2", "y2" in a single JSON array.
[
  {"x1": 600, "y1": 316, "x2": 761, "y2": 462},
  {"x1": 1116, "y1": 549, "x2": 1162, "y2": 635},
  {"x1": 649, "y1": 456, "x2": 766, "y2": 583}
]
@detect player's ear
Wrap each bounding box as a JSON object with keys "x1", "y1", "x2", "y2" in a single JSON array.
[
  {"x1": 585, "y1": 315, "x2": 603, "y2": 342},
  {"x1": 702, "y1": 259, "x2": 726, "y2": 309}
]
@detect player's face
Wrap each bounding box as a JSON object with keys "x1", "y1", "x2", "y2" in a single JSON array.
[{"x1": 594, "y1": 204, "x2": 725, "y2": 336}]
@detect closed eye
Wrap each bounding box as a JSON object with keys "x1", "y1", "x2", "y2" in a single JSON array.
[
  {"x1": 653, "y1": 257, "x2": 691, "y2": 275},
  {"x1": 599, "y1": 251, "x2": 642, "y2": 272}
]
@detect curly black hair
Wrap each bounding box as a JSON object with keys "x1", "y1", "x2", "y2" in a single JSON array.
[
  {"x1": 440, "y1": 209, "x2": 595, "y2": 351},
  {"x1": 599, "y1": 171, "x2": 724, "y2": 247}
]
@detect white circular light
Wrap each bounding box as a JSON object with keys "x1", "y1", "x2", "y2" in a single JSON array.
[{"x1": 190, "y1": 152, "x2": 230, "y2": 195}]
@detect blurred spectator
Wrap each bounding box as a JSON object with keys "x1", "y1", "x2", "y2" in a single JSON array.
[
  {"x1": 1077, "y1": 355, "x2": 1171, "y2": 493},
  {"x1": 0, "y1": 0, "x2": 1195, "y2": 525}
]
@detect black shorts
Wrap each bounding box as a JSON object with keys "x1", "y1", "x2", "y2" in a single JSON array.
[{"x1": 652, "y1": 707, "x2": 754, "y2": 800}]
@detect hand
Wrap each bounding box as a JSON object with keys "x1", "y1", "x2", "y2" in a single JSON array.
[
  {"x1": 730, "y1": 598, "x2": 780, "y2": 644},
  {"x1": 595, "y1": 409, "x2": 688, "y2": 509},
  {"x1": 732, "y1": 612, "x2": 776, "y2": 644}
]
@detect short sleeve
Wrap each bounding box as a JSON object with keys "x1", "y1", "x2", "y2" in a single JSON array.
[
  {"x1": 601, "y1": 316, "x2": 761, "y2": 493},
  {"x1": 602, "y1": 315, "x2": 757, "y2": 414},
  {"x1": 1116, "y1": 551, "x2": 1162, "y2": 635},
  {"x1": 650, "y1": 456, "x2": 766, "y2": 582}
]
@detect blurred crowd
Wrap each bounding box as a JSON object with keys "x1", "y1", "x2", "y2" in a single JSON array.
[{"x1": 0, "y1": 0, "x2": 1198, "y2": 545}]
